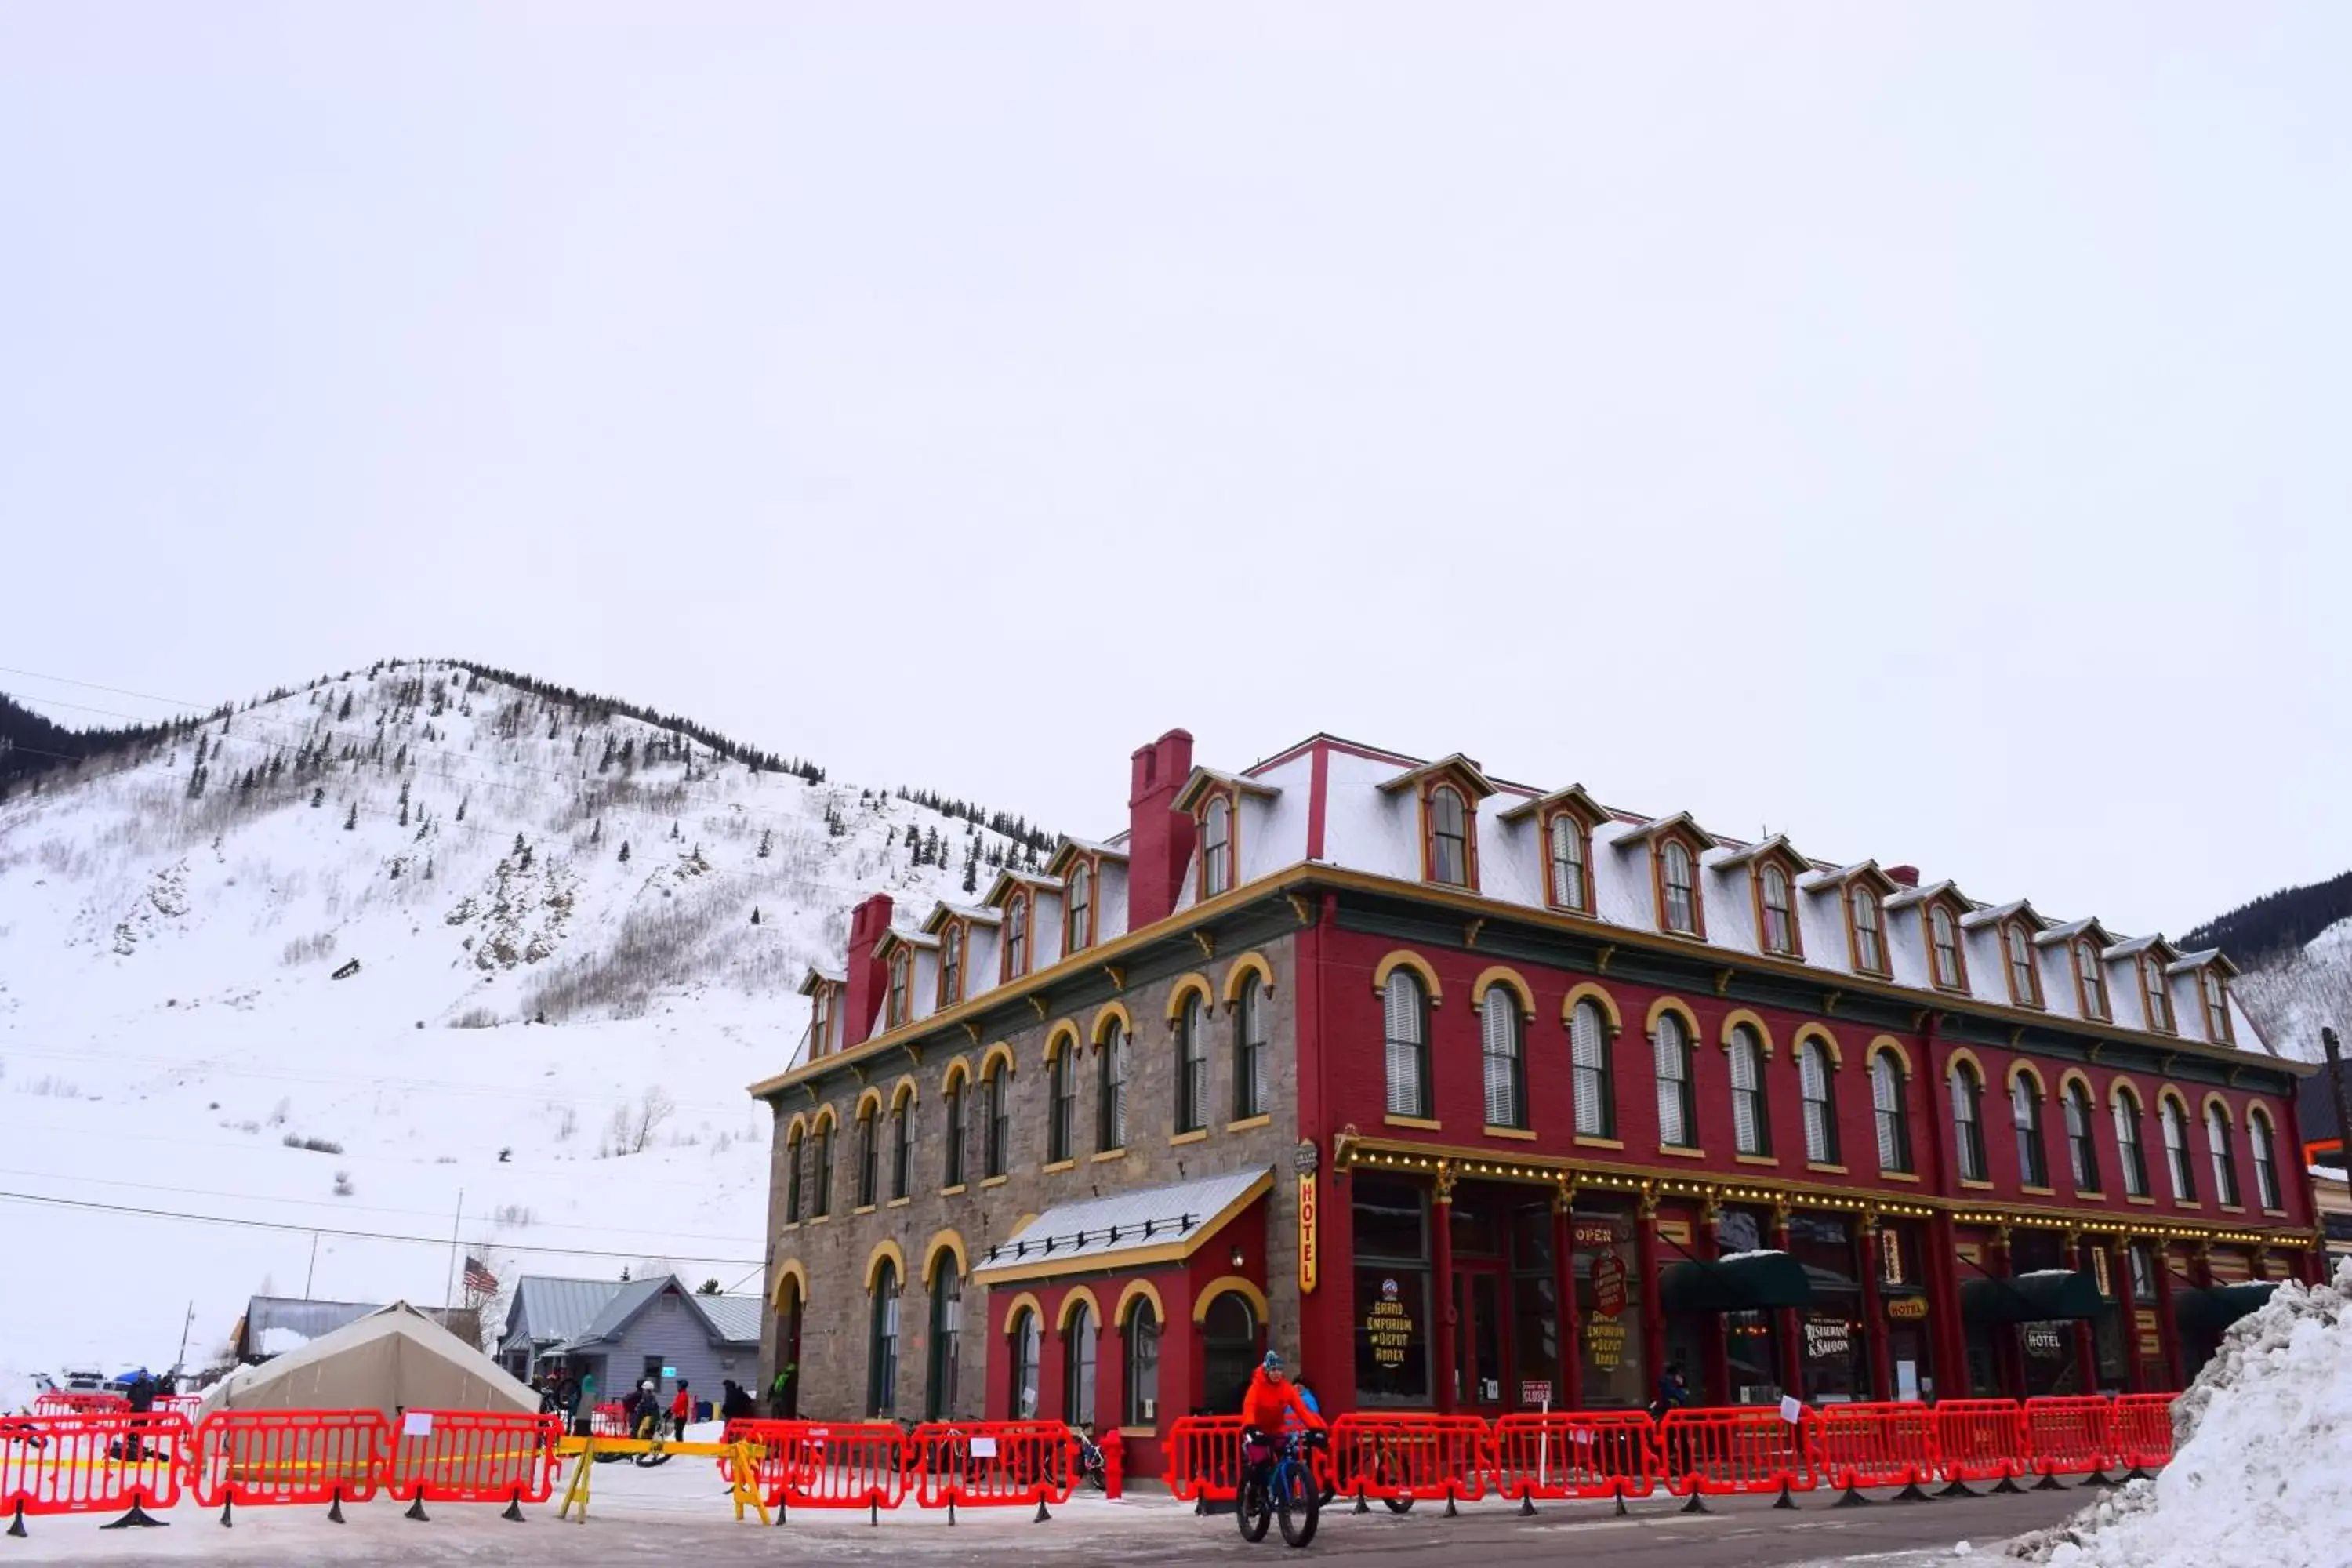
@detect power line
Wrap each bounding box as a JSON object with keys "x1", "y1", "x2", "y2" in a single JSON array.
[{"x1": 0, "y1": 1189, "x2": 764, "y2": 1266}]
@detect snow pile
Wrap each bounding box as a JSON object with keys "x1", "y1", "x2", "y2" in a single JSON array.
[{"x1": 2024, "y1": 1261, "x2": 2352, "y2": 1568}]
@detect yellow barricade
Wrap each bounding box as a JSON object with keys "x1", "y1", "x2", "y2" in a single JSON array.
[{"x1": 553, "y1": 1434, "x2": 768, "y2": 1526}]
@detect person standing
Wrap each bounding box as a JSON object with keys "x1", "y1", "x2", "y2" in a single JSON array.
[{"x1": 669, "y1": 1380, "x2": 693, "y2": 1439}]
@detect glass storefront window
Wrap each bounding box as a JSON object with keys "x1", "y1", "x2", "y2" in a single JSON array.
[
  {"x1": 1353, "y1": 1267, "x2": 1430, "y2": 1405},
  {"x1": 1355, "y1": 1176, "x2": 1427, "y2": 1263},
  {"x1": 1572, "y1": 1205, "x2": 1646, "y2": 1408}
]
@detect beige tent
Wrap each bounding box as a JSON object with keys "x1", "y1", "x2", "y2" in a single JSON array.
[{"x1": 199, "y1": 1301, "x2": 539, "y2": 1421}]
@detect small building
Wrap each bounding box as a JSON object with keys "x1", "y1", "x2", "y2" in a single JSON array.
[
  {"x1": 233, "y1": 1297, "x2": 480, "y2": 1364},
  {"x1": 496, "y1": 1275, "x2": 761, "y2": 1406}
]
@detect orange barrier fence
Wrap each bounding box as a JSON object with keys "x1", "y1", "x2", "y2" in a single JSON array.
[
  {"x1": 1330, "y1": 1414, "x2": 1490, "y2": 1507},
  {"x1": 908, "y1": 1421, "x2": 1076, "y2": 1515},
  {"x1": 191, "y1": 1410, "x2": 389, "y2": 1518},
  {"x1": 31, "y1": 1394, "x2": 127, "y2": 1417},
  {"x1": 0, "y1": 1412, "x2": 190, "y2": 1535},
  {"x1": 1491, "y1": 1411, "x2": 1659, "y2": 1501},
  {"x1": 1657, "y1": 1407, "x2": 1814, "y2": 1498},
  {"x1": 1809, "y1": 1402, "x2": 1939, "y2": 1491},
  {"x1": 1932, "y1": 1400, "x2": 2030, "y2": 1486},
  {"x1": 155, "y1": 1396, "x2": 202, "y2": 1419},
  {"x1": 1163, "y1": 1416, "x2": 1246, "y2": 1503},
  {"x1": 760, "y1": 1422, "x2": 908, "y2": 1514},
  {"x1": 590, "y1": 1402, "x2": 630, "y2": 1438},
  {"x1": 2024, "y1": 1396, "x2": 2112, "y2": 1479},
  {"x1": 2108, "y1": 1395, "x2": 2174, "y2": 1472},
  {"x1": 384, "y1": 1411, "x2": 561, "y2": 1518}
]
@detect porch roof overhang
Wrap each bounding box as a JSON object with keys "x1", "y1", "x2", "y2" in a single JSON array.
[
  {"x1": 1958, "y1": 1269, "x2": 2105, "y2": 1324},
  {"x1": 1659, "y1": 1250, "x2": 1815, "y2": 1314}
]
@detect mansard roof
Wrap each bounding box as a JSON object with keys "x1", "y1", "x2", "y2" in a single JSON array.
[
  {"x1": 1377, "y1": 753, "x2": 1501, "y2": 800},
  {"x1": 1173, "y1": 766, "x2": 1282, "y2": 813},
  {"x1": 1962, "y1": 898, "x2": 2053, "y2": 932},
  {"x1": 1497, "y1": 783, "x2": 1608, "y2": 827},
  {"x1": 1607, "y1": 811, "x2": 1719, "y2": 852}
]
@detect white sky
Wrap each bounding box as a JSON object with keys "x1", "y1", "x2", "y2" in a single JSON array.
[{"x1": 3, "y1": 4, "x2": 2346, "y2": 938}]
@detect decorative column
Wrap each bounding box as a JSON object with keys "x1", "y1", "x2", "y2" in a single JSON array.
[
  {"x1": 1770, "y1": 1200, "x2": 1802, "y2": 1402},
  {"x1": 1552, "y1": 1184, "x2": 1584, "y2": 1410},
  {"x1": 1858, "y1": 1214, "x2": 1890, "y2": 1402},
  {"x1": 2110, "y1": 1236, "x2": 2142, "y2": 1395},
  {"x1": 2190, "y1": 1238, "x2": 2215, "y2": 1289},
  {"x1": 1637, "y1": 1190, "x2": 1665, "y2": 1409},
  {"x1": 1990, "y1": 1225, "x2": 2024, "y2": 1400},
  {"x1": 1926, "y1": 1209, "x2": 1964, "y2": 1400},
  {"x1": 1432, "y1": 1163, "x2": 1457, "y2": 1414},
  {"x1": 2068, "y1": 1230, "x2": 2099, "y2": 1395},
  {"x1": 2148, "y1": 1240, "x2": 2185, "y2": 1392}
]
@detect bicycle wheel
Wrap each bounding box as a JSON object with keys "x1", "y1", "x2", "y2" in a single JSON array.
[
  {"x1": 1374, "y1": 1448, "x2": 1414, "y2": 1513},
  {"x1": 1236, "y1": 1478, "x2": 1272, "y2": 1543},
  {"x1": 1277, "y1": 1464, "x2": 1321, "y2": 1548}
]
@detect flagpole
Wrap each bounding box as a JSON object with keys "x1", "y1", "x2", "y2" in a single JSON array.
[{"x1": 444, "y1": 1188, "x2": 463, "y2": 1312}]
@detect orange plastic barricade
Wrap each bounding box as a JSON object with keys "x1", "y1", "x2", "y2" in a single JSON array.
[
  {"x1": 590, "y1": 1402, "x2": 630, "y2": 1438},
  {"x1": 1657, "y1": 1407, "x2": 1813, "y2": 1499},
  {"x1": 1490, "y1": 1410, "x2": 1658, "y2": 1503},
  {"x1": 2107, "y1": 1395, "x2": 2174, "y2": 1473},
  {"x1": 31, "y1": 1393, "x2": 128, "y2": 1417},
  {"x1": 1807, "y1": 1403, "x2": 1938, "y2": 1492},
  {"x1": 0, "y1": 1412, "x2": 191, "y2": 1536},
  {"x1": 1163, "y1": 1415, "x2": 1247, "y2": 1504},
  {"x1": 191, "y1": 1410, "x2": 390, "y2": 1521},
  {"x1": 1933, "y1": 1399, "x2": 2027, "y2": 1488},
  {"x1": 384, "y1": 1410, "x2": 561, "y2": 1519},
  {"x1": 760, "y1": 1422, "x2": 908, "y2": 1516},
  {"x1": 715, "y1": 1419, "x2": 801, "y2": 1486},
  {"x1": 907, "y1": 1421, "x2": 1076, "y2": 1518},
  {"x1": 154, "y1": 1396, "x2": 202, "y2": 1419},
  {"x1": 1330, "y1": 1414, "x2": 1490, "y2": 1509},
  {"x1": 2024, "y1": 1396, "x2": 2113, "y2": 1479}
]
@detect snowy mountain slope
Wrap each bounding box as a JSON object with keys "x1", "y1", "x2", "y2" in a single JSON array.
[
  {"x1": 0, "y1": 659, "x2": 1047, "y2": 1381},
  {"x1": 2232, "y1": 920, "x2": 2352, "y2": 1064}
]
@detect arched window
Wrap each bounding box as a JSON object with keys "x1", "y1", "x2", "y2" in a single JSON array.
[
  {"x1": 2160, "y1": 1095, "x2": 2195, "y2": 1201},
  {"x1": 1098, "y1": 1020, "x2": 1128, "y2": 1152},
  {"x1": 1481, "y1": 993, "x2": 1525, "y2": 1130},
  {"x1": 1063, "y1": 1301, "x2": 1097, "y2": 1426},
  {"x1": 938, "y1": 925, "x2": 962, "y2": 1007},
  {"x1": 1065, "y1": 863, "x2": 1092, "y2": 956},
  {"x1": 2001, "y1": 924, "x2": 2038, "y2": 1006},
  {"x1": 1548, "y1": 815, "x2": 1588, "y2": 912},
  {"x1": 1235, "y1": 978, "x2": 1269, "y2": 1121},
  {"x1": 2251, "y1": 1110, "x2": 2281, "y2": 1210},
  {"x1": 2200, "y1": 971, "x2": 2233, "y2": 1044},
  {"x1": 1871, "y1": 1051, "x2": 1913, "y2": 1174},
  {"x1": 1759, "y1": 866, "x2": 1797, "y2": 956},
  {"x1": 887, "y1": 952, "x2": 911, "y2": 1029},
  {"x1": 1570, "y1": 999, "x2": 1614, "y2": 1138},
  {"x1": 1850, "y1": 887, "x2": 1886, "y2": 975},
  {"x1": 2011, "y1": 1074, "x2": 2048, "y2": 1188},
  {"x1": 2206, "y1": 1104, "x2": 2241, "y2": 1207},
  {"x1": 2076, "y1": 942, "x2": 2109, "y2": 1020},
  {"x1": 1200, "y1": 797, "x2": 1233, "y2": 898},
  {"x1": 1004, "y1": 896, "x2": 1029, "y2": 981},
  {"x1": 2113, "y1": 1088, "x2": 2149, "y2": 1198},
  {"x1": 784, "y1": 1127, "x2": 804, "y2": 1222},
  {"x1": 1010, "y1": 1308, "x2": 1041, "y2": 1420},
  {"x1": 1729, "y1": 1025, "x2": 1769, "y2": 1156},
  {"x1": 925, "y1": 1262, "x2": 961, "y2": 1420},
  {"x1": 1653, "y1": 1009, "x2": 1696, "y2": 1149},
  {"x1": 1949, "y1": 1062, "x2": 1986, "y2": 1182},
  {"x1": 1660, "y1": 842, "x2": 1699, "y2": 935},
  {"x1": 1798, "y1": 1040, "x2": 1837, "y2": 1164},
  {"x1": 2064, "y1": 1080, "x2": 2100, "y2": 1193},
  {"x1": 1383, "y1": 970, "x2": 1430, "y2": 1120},
  {"x1": 866, "y1": 1259, "x2": 899, "y2": 1417},
  {"x1": 1047, "y1": 1044, "x2": 1077, "y2": 1164},
  {"x1": 1929, "y1": 907, "x2": 1964, "y2": 990},
  {"x1": 1123, "y1": 1295, "x2": 1160, "y2": 1427},
  {"x1": 982, "y1": 1063, "x2": 1010, "y2": 1180},
  {"x1": 1428, "y1": 786, "x2": 1470, "y2": 886},
  {"x1": 890, "y1": 1097, "x2": 911, "y2": 1201},
  {"x1": 943, "y1": 1076, "x2": 967, "y2": 1189},
  {"x1": 1175, "y1": 993, "x2": 1209, "y2": 1134},
  {"x1": 811, "y1": 1118, "x2": 834, "y2": 1217},
  {"x1": 856, "y1": 1106, "x2": 879, "y2": 1207},
  {"x1": 1200, "y1": 1291, "x2": 1261, "y2": 1415},
  {"x1": 2143, "y1": 959, "x2": 2174, "y2": 1034}
]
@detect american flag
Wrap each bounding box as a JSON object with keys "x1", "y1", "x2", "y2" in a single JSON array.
[{"x1": 463, "y1": 1255, "x2": 499, "y2": 1295}]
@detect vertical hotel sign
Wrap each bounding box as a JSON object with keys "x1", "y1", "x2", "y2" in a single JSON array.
[{"x1": 1298, "y1": 1172, "x2": 1319, "y2": 1294}]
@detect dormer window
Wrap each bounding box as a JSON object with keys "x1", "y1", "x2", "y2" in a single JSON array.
[
  {"x1": 1004, "y1": 895, "x2": 1029, "y2": 981},
  {"x1": 1758, "y1": 865, "x2": 1798, "y2": 957},
  {"x1": 1546, "y1": 813, "x2": 1590, "y2": 913},
  {"x1": 1199, "y1": 795, "x2": 1234, "y2": 899},
  {"x1": 886, "y1": 951, "x2": 911, "y2": 1029},
  {"x1": 1849, "y1": 887, "x2": 1887, "y2": 975},
  {"x1": 809, "y1": 985, "x2": 834, "y2": 1058},
  {"x1": 2141, "y1": 957, "x2": 2174, "y2": 1034},
  {"x1": 1928, "y1": 906, "x2": 1966, "y2": 991},
  {"x1": 936, "y1": 924, "x2": 964, "y2": 1008},
  {"x1": 1659, "y1": 840, "x2": 1700, "y2": 936},
  {"x1": 2198, "y1": 969, "x2": 2233, "y2": 1044},
  {"x1": 1064, "y1": 862, "x2": 1093, "y2": 956},
  {"x1": 2003, "y1": 922, "x2": 2042, "y2": 1008},
  {"x1": 1427, "y1": 785, "x2": 1472, "y2": 887},
  {"x1": 2076, "y1": 941, "x2": 2109, "y2": 1021}
]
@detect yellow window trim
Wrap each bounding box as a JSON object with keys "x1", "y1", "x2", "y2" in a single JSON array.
[
  {"x1": 1734, "y1": 1154, "x2": 1779, "y2": 1167},
  {"x1": 1171, "y1": 1128, "x2": 1210, "y2": 1146},
  {"x1": 854, "y1": 1203, "x2": 877, "y2": 1215},
  {"x1": 1044, "y1": 1159, "x2": 1076, "y2": 1174},
  {"x1": 1806, "y1": 1162, "x2": 1849, "y2": 1175},
  {"x1": 981, "y1": 1174, "x2": 1010, "y2": 1189},
  {"x1": 1958, "y1": 1178, "x2": 1995, "y2": 1191},
  {"x1": 1573, "y1": 1134, "x2": 1625, "y2": 1150},
  {"x1": 2020, "y1": 1185, "x2": 2055, "y2": 1197},
  {"x1": 1227, "y1": 1114, "x2": 1273, "y2": 1133},
  {"x1": 941, "y1": 1183, "x2": 968, "y2": 1197},
  {"x1": 809, "y1": 1214, "x2": 832, "y2": 1225},
  {"x1": 1384, "y1": 1114, "x2": 1443, "y2": 1131},
  {"x1": 1092, "y1": 1148, "x2": 1129, "y2": 1163},
  {"x1": 1658, "y1": 1144, "x2": 1707, "y2": 1160},
  {"x1": 1880, "y1": 1171, "x2": 1922, "y2": 1183},
  {"x1": 1485, "y1": 1126, "x2": 1538, "y2": 1141},
  {"x1": 887, "y1": 1196, "x2": 913, "y2": 1208},
  {"x1": 2126, "y1": 1194, "x2": 2157, "y2": 1206}
]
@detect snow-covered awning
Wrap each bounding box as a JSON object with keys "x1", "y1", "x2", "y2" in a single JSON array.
[{"x1": 971, "y1": 1168, "x2": 1271, "y2": 1287}]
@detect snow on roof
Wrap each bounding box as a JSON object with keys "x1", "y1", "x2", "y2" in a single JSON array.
[
  {"x1": 972, "y1": 1167, "x2": 1271, "y2": 1282},
  {"x1": 1961, "y1": 898, "x2": 2050, "y2": 931},
  {"x1": 982, "y1": 869, "x2": 1062, "y2": 909},
  {"x1": 1719, "y1": 836, "x2": 1810, "y2": 873},
  {"x1": 697, "y1": 1295, "x2": 764, "y2": 1344},
  {"x1": 1376, "y1": 753, "x2": 1500, "y2": 800},
  {"x1": 873, "y1": 927, "x2": 939, "y2": 955},
  {"x1": 2035, "y1": 916, "x2": 2114, "y2": 949},
  {"x1": 2104, "y1": 933, "x2": 2180, "y2": 961},
  {"x1": 1796, "y1": 858, "x2": 1896, "y2": 893},
  {"x1": 1607, "y1": 811, "x2": 1719, "y2": 851},
  {"x1": 2168, "y1": 948, "x2": 2241, "y2": 977},
  {"x1": 1496, "y1": 783, "x2": 1607, "y2": 826},
  {"x1": 1886, "y1": 877, "x2": 1969, "y2": 910},
  {"x1": 798, "y1": 966, "x2": 845, "y2": 994},
  {"x1": 922, "y1": 902, "x2": 1001, "y2": 932},
  {"x1": 1172, "y1": 766, "x2": 1281, "y2": 812},
  {"x1": 1045, "y1": 835, "x2": 1130, "y2": 875}
]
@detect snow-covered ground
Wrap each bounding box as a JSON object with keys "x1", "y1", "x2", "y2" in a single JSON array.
[{"x1": 0, "y1": 660, "x2": 1044, "y2": 1379}]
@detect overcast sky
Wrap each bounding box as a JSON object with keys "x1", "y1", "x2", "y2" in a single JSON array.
[{"x1": 4, "y1": 4, "x2": 2346, "y2": 938}]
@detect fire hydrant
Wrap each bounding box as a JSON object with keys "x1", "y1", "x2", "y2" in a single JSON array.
[{"x1": 1100, "y1": 1428, "x2": 1124, "y2": 1501}]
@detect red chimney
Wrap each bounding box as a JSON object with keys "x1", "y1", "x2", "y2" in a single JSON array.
[
  {"x1": 840, "y1": 892, "x2": 895, "y2": 1048},
  {"x1": 1886, "y1": 865, "x2": 1920, "y2": 887},
  {"x1": 1126, "y1": 728, "x2": 1196, "y2": 931}
]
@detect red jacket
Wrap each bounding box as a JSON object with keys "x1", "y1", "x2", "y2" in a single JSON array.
[
  {"x1": 1240, "y1": 1369, "x2": 1320, "y2": 1436},
  {"x1": 670, "y1": 1390, "x2": 692, "y2": 1419}
]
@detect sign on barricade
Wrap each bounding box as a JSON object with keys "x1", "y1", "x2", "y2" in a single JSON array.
[
  {"x1": 761, "y1": 1421, "x2": 908, "y2": 1520},
  {"x1": 1657, "y1": 1407, "x2": 1813, "y2": 1506},
  {"x1": 1330, "y1": 1414, "x2": 1488, "y2": 1514},
  {"x1": 192, "y1": 1409, "x2": 390, "y2": 1524},
  {"x1": 0, "y1": 1412, "x2": 191, "y2": 1536},
  {"x1": 1807, "y1": 1402, "x2": 1938, "y2": 1497},
  {"x1": 384, "y1": 1410, "x2": 561, "y2": 1521},
  {"x1": 1490, "y1": 1410, "x2": 1659, "y2": 1506},
  {"x1": 908, "y1": 1421, "x2": 1076, "y2": 1521}
]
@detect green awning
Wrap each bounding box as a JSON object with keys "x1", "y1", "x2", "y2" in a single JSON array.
[
  {"x1": 1959, "y1": 1269, "x2": 2105, "y2": 1324},
  {"x1": 2175, "y1": 1283, "x2": 2278, "y2": 1335},
  {"x1": 1661, "y1": 1250, "x2": 1815, "y2": 1314}
]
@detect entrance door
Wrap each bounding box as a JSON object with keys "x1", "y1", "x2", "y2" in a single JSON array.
[{"x1": 1452, "y1": 1266, "x2": 1507, "y2": 1412}]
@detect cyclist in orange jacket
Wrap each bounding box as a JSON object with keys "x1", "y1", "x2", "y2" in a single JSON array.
[{"x1": 1240, "y1": 1350, "x2": 1324, "y2": 1494}]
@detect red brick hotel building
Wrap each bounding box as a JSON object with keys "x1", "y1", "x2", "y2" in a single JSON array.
[{"x1": 753, "y1": 731, "x2": 2318, "y2": 1475}]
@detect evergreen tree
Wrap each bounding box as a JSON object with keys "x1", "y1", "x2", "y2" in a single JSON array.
[
  {"x1": 961, "y1": 852, "x2": 978, "y2": 894},
  {"x1": 757, "y1": 827, "x2": 773, "y2": 858},
  {"x1": 751, "y1": 906, "x2": 761, "y2": 926},
  {"x1": 185, "y1": 764, "x2": 207, "y2": 800},
  {"x1": 599, "y1": 735, "x2": 616, "y2": 774},
  {"x1": 519, "y1": 841, "x2": 533, "y2": 871},
  {"x1": 337, "y1": 690, "x2": 353, "y2": 720},
  {"x1": 619, "y1": 840, "x2": 631, "y2": 864},
  {"x1": 513, "y1": 833, "x2": 528, "y2": 858},
  {"x1": 310, "y1": 786, "x2": 325, "y2": 809},
  {"x1": 456, "y1": 793, "x2": 469, "y2": 822},
  {"x1": 343, "y1": 801, "x2": 358, "y2": 830},
  {"x1": 590, "y1": 818, "x2": 603, "y2": 845}
]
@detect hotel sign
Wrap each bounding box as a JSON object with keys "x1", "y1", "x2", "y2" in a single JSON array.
[{"x1": 1298, "y1": 1172, "x2": 1319, "y2": 1294}]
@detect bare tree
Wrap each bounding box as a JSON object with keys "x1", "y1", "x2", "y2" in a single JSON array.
[{"x1": 630, "y1": 1086, "x2": 676, "y2": 1153}]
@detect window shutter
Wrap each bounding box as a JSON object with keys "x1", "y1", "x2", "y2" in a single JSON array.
[
  {"x1": 1482, "y1": 1003, "x2": 1515, "y2": 1126},
  {"x1": 1385, "y1": 974, "x2": 1422, "y2": 1117},
  {"x1": 1653, "y1": 1015, "x2": 1685, "y2": 1145},
  {"x1": 1874, "y1": 1061, "x2": 1900, "y2": 1172},
  {"x1": 1730, "y1": 1039, "x2": 1759, "y2": 1152},
  {"x1": 1571, "y1": 1003, "x2": 1606, "y2": 1137}
]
